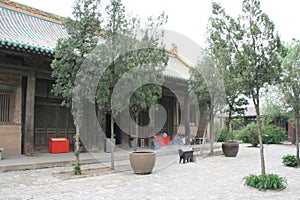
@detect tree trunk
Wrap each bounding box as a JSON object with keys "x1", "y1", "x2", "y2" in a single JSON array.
[
  {"x1": 292, "y1": 127, "x2": 296, "y2": 145},
  {"x1": 210, "y1": 111, "x2": 215, "y2": 154},
  {"x1": 226, "y1": 111, "x2": 232, "y2": 142},
  {"x1": 197, "y1": 105, "x2": 209, "y2": 138},
  {"x1": 134, "y1": 114, "x2": 139, "y2": 151},
  {"x1": 295, "y1": 111, "x2": 299, "y2": 167},
  {"x1": 110, "y1": 114, "x2": 115, "y2": 170},
  {"x1": 254, "y1": 102, "x2": 266, "y2": 175},
  {"x1": 75, "y1": 125, "x2": 80, "y2": 165}
]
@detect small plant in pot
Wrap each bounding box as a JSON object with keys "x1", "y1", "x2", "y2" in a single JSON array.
[
  {"x1": 221, "y1": 118, "x2": 243, "y2": 157},
  {"x1": 219, "y1": 92, "x2": 248, "y2": 157},
  {"x1": 222, "y1": 129, "x2": 239, "y2": 157}
]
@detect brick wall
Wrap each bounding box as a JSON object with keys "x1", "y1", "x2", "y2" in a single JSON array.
[
  {"x1": 0, "y1": 124, "x2": 21, "y2": 156},
  {"x1": 288, "y1": 122, "x2": 300, "y2": 141},
  {"x1": 0, "y1": 74, "x2": 22, "y2": 156}
]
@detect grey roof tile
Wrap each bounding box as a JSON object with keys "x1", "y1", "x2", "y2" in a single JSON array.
[
  {"x1": 0, "y1": 6, "x2": 67, "y2": 53},
  {"x1": 0, "y1": 2, "x2": 191, "y2": 80}
]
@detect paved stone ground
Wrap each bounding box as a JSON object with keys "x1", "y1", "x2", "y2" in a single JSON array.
[{"x1": 0, "y1": 144, "x2": 299, "y2": 199}]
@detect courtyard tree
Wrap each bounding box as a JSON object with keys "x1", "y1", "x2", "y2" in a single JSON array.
[
  {"x1": 190, "y1": 52, "x2": 226, "y2": 153},
  {"x1": 94, "y1": 0, "x2": 168, "y2": 167},
  {"x1": 210, "y1": 0, "x2": 285, "y2": 175},
  {"x1": 52, "y1": 0, "x2": 168, "y2": 171},
  {"x1": 280, "y1": 39, "x2": 300, "y2": 166},
  {"x1": 209, "y1": 4, "x2": 248, "y2": 141},
  {"x1": 260, "y1": 85, "x2": 289, "y2": 125},
  {"x1": 189, "y1": 57, "x2": 211, "y2": 147},
  {"x1": 51, "y1": 0, "x2": 101, "y2": 175}
]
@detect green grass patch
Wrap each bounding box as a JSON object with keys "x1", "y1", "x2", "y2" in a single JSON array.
[{"x1": 244, "y1": 174, "x2": 287, "y2": 191}]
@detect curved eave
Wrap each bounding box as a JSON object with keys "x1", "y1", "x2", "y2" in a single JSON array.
[
  {"x1": 164, "y1": 74, "x2": 188, "y2": 82},
  {"x1": 0, "y1": 37, "x2": 192, "y2": 80},
  {"x1": 0, "y1": 37, "x2": 54, "y2": 55}
]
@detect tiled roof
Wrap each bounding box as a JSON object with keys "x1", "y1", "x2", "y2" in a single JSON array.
[
  {"x1": 0, "y1": 0, "x2": 67, "y2": 55},
  {"x1": 0, "y1": 0, "x2": 65, "y2": 23},
  {"x1": 0, "y1": 0, "x2": 192, "y2": 80},
  {"x1": 165, "y1": 55, "x2": 190, "y2": 80}
]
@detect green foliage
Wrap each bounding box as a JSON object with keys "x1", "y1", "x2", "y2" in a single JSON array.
[
  {"x1": 216, "y1": 128, "x2": 239, "y2": 142},
  {"x1": 189, "y1": 59, "x2": 211, "y2": 110},
  {"x1": 51, "y1": 0, "x2": 102, "y2": 106},
  {"x1": 282, "y1": 154, "x2": 298, "y2": 167},
  {"x1": 280, "y1": 39, "x2": 300, "y2": 161},
  {"x1": 229, "y1": 130, "x2": 239, "y2": 141},
  {"x1": 94, "y1": 1, "x2": 169, "y2": 117},
  {"x1": 240, "y1": 123, "x2": 259, "y2": 147},
  {"x1": 244, "y1": 174, "x2": 287, "y2": 191},
  {"x1": 262, "y1": 125, "x2": 287, "y2": 144},
  {"x1": 51, "y1": 0, "x2": 169, "y2": 157},
  {"x1": 189, "y1": 53, "x2": 226, "y2": 145},
  {"x1": 281, "y1": 40, "x2": 300, "y2": 111},
  {"x1": 261, "y1": 87, "x2": 289, "y2": 124},
  {"x1": 240, "y1": 123, "x2": 286, "y2": 146},
  {"x1": 51, "y1": 0, "x2": 102, "y2": 171},
  {"x1": 209, "y1": 3, "x2": 248, "y2": 141},
  {"x1": 216, "y1": 128, "x2": 227, "y2": 142},
  {"x1": 73, "y1": 161, "x2": 82, "y2": 175},
  {"x1": 209, "y1": 0, "x2": 286, "y2": 176},
  {"x1": 231, "y1": 118, "x2": 245, "y2": 130},
  {"x1": 51, "y1": 0, "x2": 168, "y2": 116}
]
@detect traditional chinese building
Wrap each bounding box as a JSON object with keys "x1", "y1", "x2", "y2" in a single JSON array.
[{"x1": 0, "y1": 0, "x2": 197, "y2": 156}]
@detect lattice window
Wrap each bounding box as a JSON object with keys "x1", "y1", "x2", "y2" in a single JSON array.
[{"x1": 0, "y1": 92, "x2": 12, "y2": 123}]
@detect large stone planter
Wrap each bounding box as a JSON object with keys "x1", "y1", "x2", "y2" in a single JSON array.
[
  {"x1": 129, "y1": 151, "x2": 156, "y2": 174},
  {"x1": 222, "y1": 142, "x2": 239, "y2": 157}
]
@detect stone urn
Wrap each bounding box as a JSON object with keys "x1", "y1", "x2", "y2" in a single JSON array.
[
  {"x1": 129, "y1": 151, "x2": 156, "y2": 174},
  {"x1": 222, "y1": 141, "x2": 239, "y2": 157}
]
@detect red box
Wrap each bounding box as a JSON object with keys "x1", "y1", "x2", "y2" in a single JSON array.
[
  {"x1": 156, "y1": 136, "x2": 170, "y2": 146},
  {"x1": 48, "y1": 138, "x2": 69, "y2": 153}
]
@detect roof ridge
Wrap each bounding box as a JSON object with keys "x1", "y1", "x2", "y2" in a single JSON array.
[
  {"x1": 0, "y1": 0, "x2": 66, "y2": 24},
  {"x1": 166, "y1": 50, "x2": 192, "y2": 69}
]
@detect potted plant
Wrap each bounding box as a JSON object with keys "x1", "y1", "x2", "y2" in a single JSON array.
[
  {"x1": 221, "y1": 118, "x2": 243, "y2": 157},
  {"x1": 222, "y1": 132, "x2": 239, "y2": 157}
]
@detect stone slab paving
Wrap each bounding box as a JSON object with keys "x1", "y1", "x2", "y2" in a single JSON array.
[{"x1": 0, "y1": 144, "x2": 299, "y2": 199}]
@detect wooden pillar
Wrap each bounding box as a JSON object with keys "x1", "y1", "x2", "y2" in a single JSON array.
[
  {"x1": 184, "y1": 95, "x2": 190, "y2": 144},
  {"x1": 24, "y1": 76, "x2": 35, "y2": 156},
  {"x1": 174, "y1": 100, "x2": 178, "y2": 135}
]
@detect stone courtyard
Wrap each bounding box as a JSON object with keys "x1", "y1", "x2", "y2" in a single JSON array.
[{"x1": 0, "y1": 144, "x2": 299, "y2": 199}]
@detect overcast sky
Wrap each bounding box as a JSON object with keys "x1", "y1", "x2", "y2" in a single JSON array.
[{"x1": 13, "y1": 0, "x2": 300, "y2": 49}]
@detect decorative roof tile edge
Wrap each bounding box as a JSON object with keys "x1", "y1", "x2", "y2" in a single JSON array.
[
  {"x1": 164, "y1": 74, "x2": 188, "y2": 81},
  {"x1": 0, "y1": 37, "x2": 54, "y2": 54},
  {"x1": 0, "y1": 38, "x2": 189, "y2": 79},
  {"x1": 0, "y1": 0, "x2": 66, "y2": 24}
]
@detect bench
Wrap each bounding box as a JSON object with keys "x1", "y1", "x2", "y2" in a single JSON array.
[{"x1": 178, "y1": 149, "x2": 194, "y2": 163}]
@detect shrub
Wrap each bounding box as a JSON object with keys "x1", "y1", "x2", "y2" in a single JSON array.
[
  {"x1": 244, "y1": 174, "x2": 287, "y2": 191},
  {"x1": 73, "y1": 161, "x2": 82, "y2": 175},
  {"x1": 239, "y1": 123, "x2": 287, "y2": 146},
  {"x1": 216, "y1": 128, "x2": 227, "y2": 142},
  {"x1": 239, "y1": 123, "x2": 259, "y2": 147},
  {"x1": 262, "y1": 125, "x2": 287, "y2": 144},
  {"x1": 216, "y1": 128, "x2": 239, "y2": 142},
  {"x1": 282, "y1": 154, "x2": 298, "y2": 167}
]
